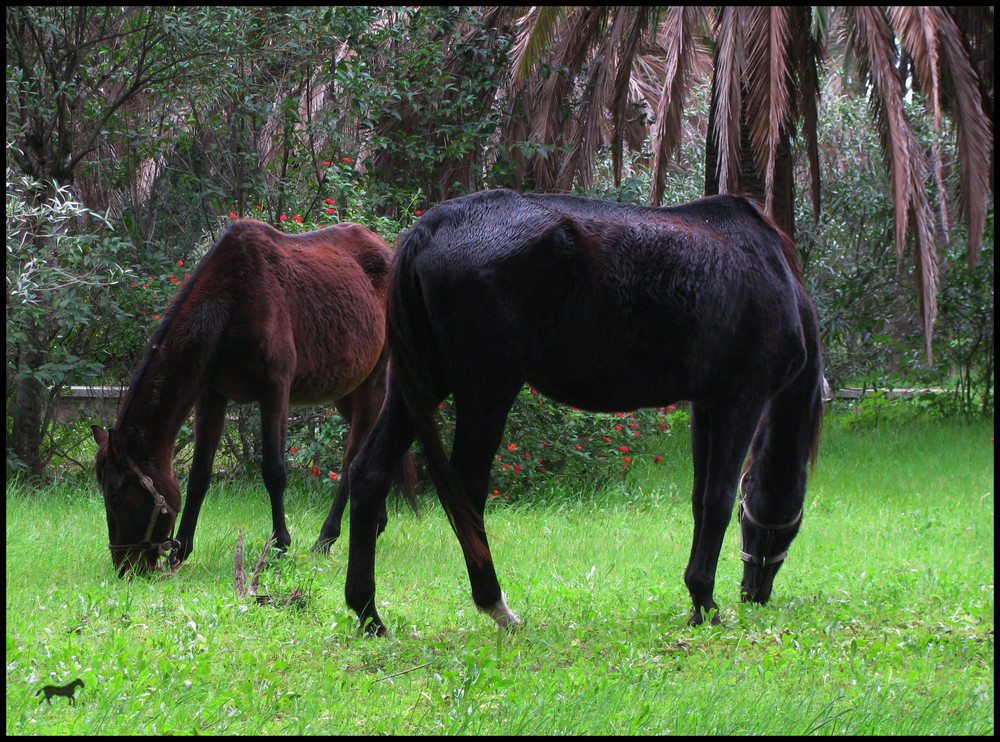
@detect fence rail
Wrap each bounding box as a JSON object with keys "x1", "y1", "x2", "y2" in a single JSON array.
[{"x1": 53, "y1": 385, "x2": 948, "y2": 423}]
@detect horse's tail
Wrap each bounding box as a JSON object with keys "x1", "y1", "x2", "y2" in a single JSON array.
[
  {"x1": 386, "y1": 218, "x2": 491, "y2": 565},
  {"x1": 393, "y1": 450, "x2": 420, "y2": 513}
]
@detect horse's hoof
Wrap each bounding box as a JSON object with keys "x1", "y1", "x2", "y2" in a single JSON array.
[
  {"x1": 688, "y1": 607, "x2": 721, "y2": 627},
  {"x1": 360, "y1": 616, "x2": 388, "y2": 637},
  {"x1": 310, "y1": 538, "x2": 335, "y2": 555}
]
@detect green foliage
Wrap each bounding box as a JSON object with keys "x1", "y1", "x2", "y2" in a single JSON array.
[
  {"x1": 478, "y1": 388, "x2": 688, "y2": 502},
  {"x1": 5, "y1": 8, "x2": 994, "y2": 480},
  {"x1": 5, "y1": 158, "x2": 138, "y2": 473},
  {"x1": 936, "y1": 209, "x2": 994, "y2": 414},
  {"x1": 798, "y1": 90, "x2": 994, "y2": 410}
]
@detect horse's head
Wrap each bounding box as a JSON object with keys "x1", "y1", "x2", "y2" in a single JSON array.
[
  {"x1": 92, "y1": 425, "x2": 181, "y2": 577},
  {"x1": 737, "y1": 465, "x2": 803, "y2": 605}
]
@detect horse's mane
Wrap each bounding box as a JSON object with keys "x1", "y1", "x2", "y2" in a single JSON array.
[
  {"x1": 738, "y1": 196, "x2": 803, "y2": 284},
  {"x1": 115, "y1": 234, "x2": 223, "y2": 426}
]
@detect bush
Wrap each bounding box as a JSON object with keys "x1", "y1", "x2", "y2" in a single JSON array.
[{"x1": 438, "y1": 388, "x2": 689, "y2": 503}]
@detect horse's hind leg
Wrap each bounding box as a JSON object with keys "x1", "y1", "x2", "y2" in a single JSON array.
[
  {"x1": 315, "y1": 378, "x2": 388, "y2": 550},
  {"x1": 683, "y1": 402, "x2": 761, "y2": 625},
  {"x1": 175, "y1": 388, "x2": 228, "y2": 562},
  {"x1": 343, "y1": 386, "x2": 418, "y2": 635}
]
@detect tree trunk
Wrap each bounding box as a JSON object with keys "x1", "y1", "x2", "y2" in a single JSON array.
[
  {"x1": 9, "y1": 316, "x2": 47, "y2": 479},
  {"x1": 704, "y1": 67, "x2": 796, "y2": 239}
]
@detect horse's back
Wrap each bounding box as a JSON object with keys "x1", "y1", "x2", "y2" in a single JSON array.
[
  {"x1": 394, "y1": 190, "x2": 809, "y2": 410},
  {"x1": 194, "y1": 219, "x2": 392, "y2": 402}
]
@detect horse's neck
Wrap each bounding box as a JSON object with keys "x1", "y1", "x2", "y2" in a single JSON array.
[
  {"x1": 749, "y1": 379, "x2": 819, "y2": 507},
  {"x1": 117, "y1": 342, "x2": 207, "y2": 465}
]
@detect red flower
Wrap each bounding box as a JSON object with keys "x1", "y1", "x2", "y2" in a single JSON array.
[
  {"x1": 292, "y1": 215, "x2": 302, "y2": 223},
  {"x1": 312, "y1": 466, "x2": 319, "y2": 477},
  {"x1": 228, "y1": 213, "x2": 238, "y2": 219},
  {"x1": 290, "y1": 447, "x2": 297, "y2": 454},
  {"x1": 507, "y1": 443, "x2": 516, "y2": 451},
  {"x1": 330, "y1": 471, "x2": 338, "y2": 482},
  {"x1": 415, "y1": 210, "x2": 422, "y2": 216},
  {"x1": 653, "y1": 455, "x2": 662, "y2": 464},
  {"x1": 619, "y1": 446, "x2": 629, "y2": 452},
  {"x1": 177, "y1": 260, "x2": 184, "y2": 267},
  {"x1": 280, "y1": 215, "x2": 288, "y2": 221},
  {"x1": 513, "y1": 465, "x2": 521, "y2": 474},
  {"x1": 323, "y1": 161, "x2": 330, "y2": 166},
  {"x1": 342, "y1": 157, "x2": 352, "y2": 163},
  {"x1": 324, "y1": 198, "x2": 335, "y2": 205}
]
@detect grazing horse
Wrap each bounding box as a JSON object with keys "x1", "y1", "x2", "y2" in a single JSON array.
[
  {"x1": 93, "y1": 219, "x2": 416, "y2": 576},
  {"x1": 338, "y1": 189, "x2": 824, "y2": 634}
]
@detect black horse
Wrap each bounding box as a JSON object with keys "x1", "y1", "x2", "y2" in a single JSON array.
[{"x1": 330, "y1": 189, "x2": 824, "y2": 634}]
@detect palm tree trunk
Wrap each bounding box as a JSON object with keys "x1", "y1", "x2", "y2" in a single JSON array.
[{"x1": 704, "y1": 68, "x2": 796, "y2": 239}]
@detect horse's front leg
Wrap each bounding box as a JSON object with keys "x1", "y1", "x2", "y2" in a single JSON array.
[
  {"x1": 259, "y1": 392, "x2": 292, "y2": 553},
  {"x1": 683, "y1": 403, "x2": 760, "y2": 625},
  {"x1": 175, "y1": 389, "x2": 228, "y2": 563},
  {"x1": 448, "y1": 392, "x2": 522, "y2": 630}
]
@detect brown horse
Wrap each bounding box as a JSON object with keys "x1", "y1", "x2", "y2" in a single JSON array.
[
  {"x1": 341, "y1": 190, "x2": 825, "y2": 634},
  {"x1": 93, "y1": 219, "x2": 416, "y2": 576}
]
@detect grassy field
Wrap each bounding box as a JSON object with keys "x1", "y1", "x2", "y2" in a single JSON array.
[{"x1": 5, "y1": 414, "x2": 994, "y2": 734}]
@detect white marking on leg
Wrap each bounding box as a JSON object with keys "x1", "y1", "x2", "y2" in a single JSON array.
[{"x1": 480, "y1": 594, "x2": 520, "y2": 629}]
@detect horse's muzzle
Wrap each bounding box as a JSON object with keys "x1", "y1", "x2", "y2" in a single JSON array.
[
  {"x1": 740, "y1": 561, "x2": 782, "y2": 605},
  {"x1": 112, "y1": 540, "x2": 179, "y2": 578}
]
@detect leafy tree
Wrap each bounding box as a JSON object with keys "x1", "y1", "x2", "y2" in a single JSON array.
[
  {"x1": 501, "y1": 6, "x2": 993, "y2": 361},
  {"x1": 5, "y1": 7, "x2": 219, "y2": 476}
]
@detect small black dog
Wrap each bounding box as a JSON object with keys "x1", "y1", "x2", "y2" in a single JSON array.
[{"x1": 36, "y1": 678, "x2": 84, "y2": 705}]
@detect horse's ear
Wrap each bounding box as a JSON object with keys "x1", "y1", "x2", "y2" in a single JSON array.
[{"x1": 91, "y1": 425, "x2": 108, "y2": 446}]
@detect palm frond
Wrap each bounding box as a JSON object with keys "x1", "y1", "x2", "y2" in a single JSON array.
[
  {"x1": 710, "y1": 6, "x2": 746, "y2": 195},
  {"x1": 890, "y1": 6, "x2": 952, "y2": 242},
  {"x1": 744, "y1": 6, "x2": 793, "y2": 215},
  {"x1": 511, "y1": 6, "x2": 566, "y2": 82},
  {"x1": 792, "y1": 6, "x2": 824, "y2": 222},
  {"x1": 935, "y1": 7, "x2": 993, "y2": 268},
  {"x1": 607, "y1": 6, "x2": 650, "y2": 187},
  {"x1": 845, "y1": 6, "x2": 937, "y2": 361},
  {"x1": 650, "y1": 6, "x2": 703, "y2": 205}
]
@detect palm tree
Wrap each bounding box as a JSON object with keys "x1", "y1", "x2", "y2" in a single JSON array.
[{"x1": 503, "y1": 6, "x2": 993, "y2": 362}]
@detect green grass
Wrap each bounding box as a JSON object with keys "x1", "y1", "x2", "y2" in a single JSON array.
[{"x1": 5, "y1": 415, "x2": 994, "y2": 734}]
